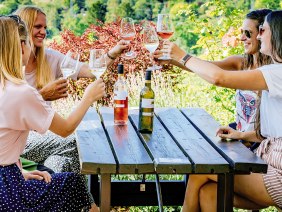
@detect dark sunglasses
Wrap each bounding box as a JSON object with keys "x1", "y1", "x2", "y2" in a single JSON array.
[
  {"x1": 259, "y1": 25, "x2": 265, "y2": 36},
  {"x1": 0, "y1": 15, "x2": 21, "y2": 24},
  {"x1": 240, "y1": 29, "x2": 252, "y2": 39}
]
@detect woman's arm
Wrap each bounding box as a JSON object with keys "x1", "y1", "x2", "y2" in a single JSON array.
[
  {"x1": 168, "y1": 43, "x2": 268, "y2": 91},
  {"x1": 216, "y1": 126, "x2": 263, "y2": 142},
  {"x1": 48, "y1": 79, "x2": 105, "y2": 137}
]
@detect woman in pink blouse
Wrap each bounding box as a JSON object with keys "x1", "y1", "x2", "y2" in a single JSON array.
[{"x1": 0, "y1": 15, "x2": 104, "y2": 211}]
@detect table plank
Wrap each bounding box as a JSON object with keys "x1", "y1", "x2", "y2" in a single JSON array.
[
  {"x1": 75, "y1": 108, "x2": 116, "y2": 174},
  {"x1": 155, "y1": 108, "x2": 229, "y2": 174},
  {"x1": 100, "y1": 107, "x2": 154, "y2": 174},
  {"x1": 129, "y1": 109, "x2": 192, "y2": 174},
  {"x1": 181, "y1": 108, "x2": 268, "y2": 173}
]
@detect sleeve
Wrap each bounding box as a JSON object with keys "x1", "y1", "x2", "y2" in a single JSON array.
[
  {"x1": 259, "y1": 64, "x2": 282, "y2": 98},
  {"x1": 18, "y1": 85, "x2": 55, "y2": 134},
  {"x1": 46, "y1": 49, "x2": 84, "y2": 80}
]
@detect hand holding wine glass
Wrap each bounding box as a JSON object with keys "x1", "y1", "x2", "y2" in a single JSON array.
[
  {"x1": 89, "y1": 49, "x2": 107, "y2": 79},
  {"x1": 60, "y1": 51, "x2": 80, "y2": 78},
  {"x1": 157, "y1": 14, "x2": 174, "y2": 60},
  {"x1": 120, "y1": 17, "x2": 137, "y2": 59},
  {"x1": 143, "y1": 25, "x2": 162, "y2": 70}
]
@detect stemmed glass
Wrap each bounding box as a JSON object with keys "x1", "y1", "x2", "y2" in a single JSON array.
[
  {"x1": 89, "y1": 49, "x2": 107, "y2": 79},
  {"x1": 120, "y1": 17, "x2": 137, "y2": 59},
  {"x1": 157, "y1": 14, "x2": 174, "y2": 60},
  {"x1": 143, "y1": 25, "x2": 162, "y2": 70},
  {"x1": 60, "y1": 51, "x2": 80, "y2": 78}
]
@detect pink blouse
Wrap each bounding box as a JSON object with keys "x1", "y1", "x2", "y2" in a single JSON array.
[{"x1": 0, "y1": 81, "x2": 55, "y2": 165}]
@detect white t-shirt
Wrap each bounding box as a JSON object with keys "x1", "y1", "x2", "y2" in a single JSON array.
[
  {"x1": 25, "y1": 48, "x2": 83, "y2": 88},
  {"x1": 235, "y1": 90, "x2": 258, "y2": 132},
  {"x1": 0, "y1": 81, "x2": 54, "y2": 165},
  {"x1": 259, "y1": 64, "x2": 282, "y2": 138}
]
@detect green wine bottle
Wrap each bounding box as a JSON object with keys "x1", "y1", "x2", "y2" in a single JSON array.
[{"x1": 138, "y1": 70, "x2": 154, "y2": 133}]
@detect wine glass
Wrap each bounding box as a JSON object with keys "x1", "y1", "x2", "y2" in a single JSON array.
[
  {"x1": 89, "y1": 49, "x2": 107, "y2": 79},
  {"x1": 60, "y1": 51, "x2": 80, "y2": 78},
  {"x1": 120, "y1": 17, "x2": 137, "y2": 59},
  {"x1": 157, "y1": 14, "x2": 174, "y2": 60},
  {"x1": 143, "y1": 25, "x2": 162, "y2": 70}
]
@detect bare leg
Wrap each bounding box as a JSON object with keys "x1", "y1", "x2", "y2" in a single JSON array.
[
  {"x1": 199, "y1": 182, "x2": 266, "y2": 212},
  {"x1": 182, "y1": 174, "x2": 217, "y2": 212}
]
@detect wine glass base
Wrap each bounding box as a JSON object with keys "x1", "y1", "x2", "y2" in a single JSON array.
[
  {"x1": 122, "y1": 52, "x2": 137, "y2": 59},
  {"x1": 147, "y1": 65, "x2": 162, "y2": 70},
  {"x1": 158, "y1": 56, "x2": 171, "y2": 60}
]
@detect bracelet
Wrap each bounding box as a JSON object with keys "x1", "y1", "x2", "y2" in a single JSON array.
[
  {"x1": 179, "y1": 53, "x2": 192, "y2": 66},
  {"x1": 107, "y1": 52, "x2": 116, "y2": 60}
]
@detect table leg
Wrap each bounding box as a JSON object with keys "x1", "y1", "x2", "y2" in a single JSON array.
[
  {"x1": 217, "y1": 174, "x2": 225, "y2": 212},
  {"x1": 155, "y1": 174, "x2": 163, "y2": 212},
  {"x1": 225, "y1": 173, "x2": 234, "y2": 212},
  {"x1": 100, "y1": 174, "x2": 111, "y2": 212}
]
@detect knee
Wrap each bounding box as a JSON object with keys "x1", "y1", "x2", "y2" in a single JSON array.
[{"x1": 199, "y1": 182, "x2": 217, "y2": 203}]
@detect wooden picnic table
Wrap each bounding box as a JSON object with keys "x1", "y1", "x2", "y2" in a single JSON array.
[{"x1": 76, "y1": 107, "x2": 267, "y2": 212}]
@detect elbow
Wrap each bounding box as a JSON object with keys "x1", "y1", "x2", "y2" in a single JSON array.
[
  {"x1": 60, "y1": 128, "x2": 74, "y2": 138},
  {"x1": 210, "y1": 72, "x2": 224, "y2": 87}
]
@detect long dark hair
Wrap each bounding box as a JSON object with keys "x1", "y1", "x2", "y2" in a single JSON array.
[
  {"x1": 243, "y1": 9, "x2": 273, "y2": 70},
  {"x1": 267, "y1": 10, "x2": 282, "y2": 63}
]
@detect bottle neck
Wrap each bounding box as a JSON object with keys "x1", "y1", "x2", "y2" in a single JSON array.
[
  {"x1": 118, "y1": 73, "x2": 124, "y2": 79},
  {"x1": 145, "y1": 80, "x2": 151, "y2": 87}
]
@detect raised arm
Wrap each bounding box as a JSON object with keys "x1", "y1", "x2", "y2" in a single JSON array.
[
  {"x1": 167, "y1": 42, "x2": 268, "y2": 91},
  {"x1": 48, "y1": 79, "x2": 105, "y2": 137}
]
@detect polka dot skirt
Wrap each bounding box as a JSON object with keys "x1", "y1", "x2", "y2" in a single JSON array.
[{"x1": 0, "y1": 164, "x2": 94, "y2": 211}]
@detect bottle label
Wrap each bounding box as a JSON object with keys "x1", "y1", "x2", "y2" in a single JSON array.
[
  {"x1": 114, "y1": 91, "x2": 128, "y2": 100},
  {"x1": 115, "y1": 104, "x2": 124, "y2": 108},
  {"x1": 142, "y1": 112, "x2": 153, "y2": 116},
  {"x1": 141, "y1": 98, "x2": 154, "y2": 108}
]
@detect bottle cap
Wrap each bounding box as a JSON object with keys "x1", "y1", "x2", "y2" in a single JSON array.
[
  {"x1": 118, "y1": 64, "x2": 124, "y2": 74},
  {"x1": 145, "y1": 69, "x2": 152, "y2": 80}
]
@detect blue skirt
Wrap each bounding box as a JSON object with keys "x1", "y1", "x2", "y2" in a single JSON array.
[{"x1": 0, "y1": 164, "x2": 93, "y2": 211}]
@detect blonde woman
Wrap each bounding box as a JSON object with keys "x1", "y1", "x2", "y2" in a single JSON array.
[
  {"x1": 0, "y1": 15, "x2": 103, "y2": 211},
  {"x1": 15, "y1": 6, "x2": 127, "y2": 173}
]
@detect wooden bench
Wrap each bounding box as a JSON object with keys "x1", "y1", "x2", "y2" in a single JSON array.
[{"x1": 76, "y1": 107, "x2": 268, "y2": 212}]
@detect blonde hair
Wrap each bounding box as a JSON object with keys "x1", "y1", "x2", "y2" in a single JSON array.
[
  {"x1": 0, "y1": 16, "x2": 27, "y2": 88},
  {"x1": 15, "y1": 6, "x2": 53, "y2": 89}
]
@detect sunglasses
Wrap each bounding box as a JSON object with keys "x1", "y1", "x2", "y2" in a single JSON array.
[
  {"x1": 0, "y1": 15, "x2": 21, "y2": 24},
  {"x1": 240, "y1": 29, "x2": 252, "y2": 39},
  {"x1": 259, "y1": 25, "x2": 265, "y2": 36}
]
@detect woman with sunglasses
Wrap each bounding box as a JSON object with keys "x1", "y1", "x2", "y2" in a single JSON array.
[
  {"x1": 0, "y1": 15, "x2": 104, "y2": 211},
  {"x1": 165, "y1": 10, "x2": 282, "y2": 211},
  {"x1": 156, "y1": 9, "x2": 272, "y2": 150},
  {"x1": 14, "y1": 6, "x2": 128, "y2": 174}
]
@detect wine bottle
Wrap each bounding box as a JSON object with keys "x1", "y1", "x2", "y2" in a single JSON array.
[
  {"x1": 114, "y1": 64, "x2": 128, "y2": 125},
  {"x1": 138, "y1": 70, "x2": 154, "y2": 133}
]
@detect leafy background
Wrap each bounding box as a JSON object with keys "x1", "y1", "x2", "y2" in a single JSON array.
[{"x1": 1, "y1": 0, "x2": 281, "y2": 211}]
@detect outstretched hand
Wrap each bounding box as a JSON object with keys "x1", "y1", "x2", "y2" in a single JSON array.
[
  {"x1": 23, "y1": 170, "x2": 52, "y2": 183},
  {"x1": 108, "y1": 40, "x2": 129, "y2": 59},
  {"x1": 40, "y1": 78, "x2": 68, "y2": 101},
  {"x1": 216, "y1": 126, "x2": 243, "y2": 140}
]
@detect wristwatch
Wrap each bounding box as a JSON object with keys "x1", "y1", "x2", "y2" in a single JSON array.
[{"x1": 179, "y1": 53, "x2": 192, "y2": 66}]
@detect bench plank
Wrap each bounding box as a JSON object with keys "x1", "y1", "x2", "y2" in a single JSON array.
[
  {"x1": 100, "y1": 107, "x2": 154, "y2": 174},
  {"x1": 75, "y1": 108, "x2": 116, "y2": 174},
  {"x1": 155, "y1": 108, "x2": 229, "y2": 173},
  {"x1": 181, "y1": 108, "x2": 268, "y2": 173},
  {"x1": 129, "y1": 109, "x2": 192, "y2": 174}
]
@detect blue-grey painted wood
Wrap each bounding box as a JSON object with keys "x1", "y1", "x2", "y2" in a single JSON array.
[
  {"x1": 75, "y1": 108, "x2": 116, "y2": 174},
  {"x1": 181, "y1": 108, "x2": 268, "y2": 173},
  {"x1": 129, "y1": 109, "x2": 192, "y2": 174},
  {"x1": 155, "y1": 108, "x2": 229, "y2": 174},
  {"x1": 99, "y1": 107, "x2": 154, "y2": 174}
]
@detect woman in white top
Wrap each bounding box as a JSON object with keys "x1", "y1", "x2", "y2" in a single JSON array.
[
  {"x1": 15, "y1": 6, "x2": 128, "y2": 174},
  {"x1": 0, "y1": 15, "x2": 104, "y2": 212},
  {"x1": 165, "y1": 10, "x2": 282, "y2": 211}
]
